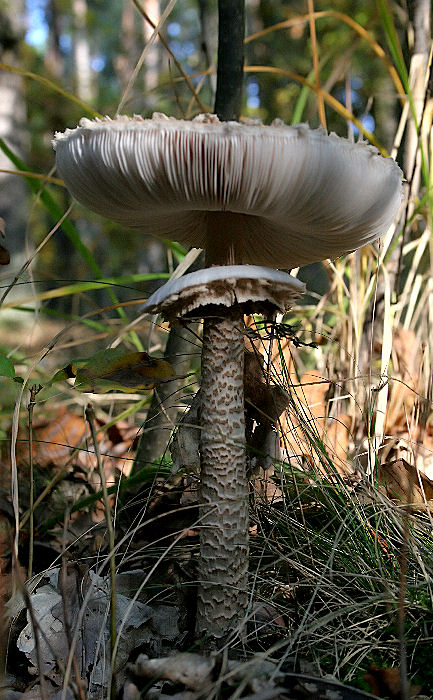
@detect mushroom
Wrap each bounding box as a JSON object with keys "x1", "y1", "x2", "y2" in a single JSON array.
[
  {"x1": 54, "y1": 113, "x2": 402, "y2": 268},
  {"x1": 53, "y1": 112, "x2": 403, "y2": 642}
]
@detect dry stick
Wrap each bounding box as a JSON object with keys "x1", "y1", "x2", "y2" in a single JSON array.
[
  {"x1": 397, "y1": 402, "x2": 424, "y2": 700},
  {"x1": 393, "y1": 0, "x2": 431, "y2": 299},
  {"x1": 26, "y1": 385, "x2": 40, "y2": 581},
  {"x1": 398, "y1": 502, "x2": 410, "y2": 700},
  {"x1": 85, "y1": 405, "x2": 117, "y2": 700}
]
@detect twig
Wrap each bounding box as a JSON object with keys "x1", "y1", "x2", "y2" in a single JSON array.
[{"x1": 27, "y1": 384, "x2": 42, "y2": 580}]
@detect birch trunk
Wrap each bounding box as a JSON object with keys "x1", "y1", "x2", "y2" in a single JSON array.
[{"x1": 72, "y1": 0, "x2": 95, "y2": 102}]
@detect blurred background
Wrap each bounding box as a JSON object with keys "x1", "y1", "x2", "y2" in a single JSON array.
[{"x1": 1, "y1": 0, "x2": 408, "y2": 309}]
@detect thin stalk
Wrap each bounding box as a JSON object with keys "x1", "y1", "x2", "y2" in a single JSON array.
[
  {"x1": 85, "y1": 406, "x2": 117, "y2": 700},
  {"x1": 27, "y1": 384, "x2": 41, "y2": 581},
  {"x1": 398, "y1": 456, "x2": 414, "y2": 700},
  {"x1": 133, "y1": 254, "x2": 204, "y2": 473},
  {"x1": 214, "y1": 0, "x2": 245, "y2": 120}
]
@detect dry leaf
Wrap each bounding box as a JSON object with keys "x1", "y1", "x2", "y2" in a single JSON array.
[
  {"x1": 132, "y1": 652, "x2": 215, "y2": 691},
  {"x1": 280, "y1": 369, "x2": 353, "y2": 476},
  {"x1": 18, "y1": 407, "x2": 88, "y2": 468},
  {"x1": 17, "y1": 568, "x2": 180, "y2": 695},
  {"x1": 385, "y1": 328, "x2": 422, "y2": 433},
  {"x1": 377, "y1": 458, "x2": 433, "y2": 508}
]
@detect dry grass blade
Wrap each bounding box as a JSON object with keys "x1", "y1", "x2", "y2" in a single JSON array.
[
  {"x1": 244, "y1": 66, "x2": 385, "y2": 151},
  {"x1": 245, "y1": 10, "x2": 406, "y2": 102},
  {"x1": 307, "y1": 0, "x2": 326, "y2": 128},
  {"x1": 0, "y1": 169, "x2": 64, "y2": 185},
  {"x1": 0, "y1": 61, "x2": 101, "y2": 116},
  {"x1": 117, "y1": 0, "x2": 178, "y2": 113}
]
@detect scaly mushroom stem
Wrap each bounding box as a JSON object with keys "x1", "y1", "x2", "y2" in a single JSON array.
[{"x1": 196, "y1": 307, "x2": 249, "y2": 641}]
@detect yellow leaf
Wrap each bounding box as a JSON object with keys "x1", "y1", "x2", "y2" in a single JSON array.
[{"x1": 58, "y1": 348, "x2": 175, "y2": 394}]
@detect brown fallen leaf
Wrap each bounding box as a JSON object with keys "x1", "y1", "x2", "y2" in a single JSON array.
[
  {"x1": 385, "y1": 327, "x2": 422, "y2": 434},
  {"x1": 377, "y1": 458, "x2": 433, "y2": 509},
  {"x1": 17, "y1": 407, "x2": 89, "y2": 469},
  {"x1": 280, "y1": 369, "x2": 353, "y2": 477}
]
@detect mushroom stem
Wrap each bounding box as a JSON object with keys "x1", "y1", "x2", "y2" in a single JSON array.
[
  {"x1": 196, "y1": 306, "x2": 249, "y2": 641},
  {"x1": 205, "y1": 212, "x2": 245, "y2": 265}
]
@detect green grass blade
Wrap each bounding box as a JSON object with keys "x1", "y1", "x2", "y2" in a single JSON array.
[
  {"x1": 0, "y1": 62, "x2": 100, "y2": 118},
  {"x1": 376, "y1": 0, "x2": 409, "y2": 89}
]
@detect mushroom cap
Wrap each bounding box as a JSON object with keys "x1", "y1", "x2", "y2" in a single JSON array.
[
  {"x1": 141, "y1": 265, "x2": 305, "y2": 320},
  {"x1": 54, "y1": 113, "x2": 403, "y2": 268}
]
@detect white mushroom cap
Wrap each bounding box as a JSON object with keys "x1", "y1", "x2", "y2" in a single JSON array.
[
  {"x1": 54, "y1": 113, "x2": 403, "y2": 268},
  {"x1": 141, "y1": 265, "x2": 306, "y2": 320}
]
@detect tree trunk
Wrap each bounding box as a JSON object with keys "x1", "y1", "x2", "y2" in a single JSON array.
[
  {"x1": 44, "y1": 0, "x2": 64, "y2": 79},
  {"x1": 404, "y1": 0, "x2": 431, "y2": 202},
  {"x1": 0, "y1": 2, "x2": 28, "y2": 284},
  {"x1": 133, "y1": 319, "x2": 199, "y2": 468},
  {"x1": 198, "y1": 0, "x2": 218, "y2": 102},
  {"x1": 72, "y1": 0, "x2": 95, "y2": 102},
  {"x1": 115, "y1": 0, "x2": 138, "y2": 91}
]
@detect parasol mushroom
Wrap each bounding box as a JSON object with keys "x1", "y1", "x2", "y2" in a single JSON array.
[{"x1": 54, "y1": 112, "x2": 403, "y2": 642}]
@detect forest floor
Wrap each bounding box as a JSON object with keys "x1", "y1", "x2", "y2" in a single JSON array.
[{"x1": 1, "y1": 317, "x2": 433, "y2": 699}]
